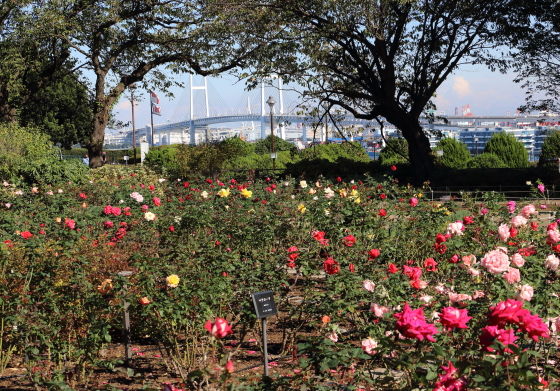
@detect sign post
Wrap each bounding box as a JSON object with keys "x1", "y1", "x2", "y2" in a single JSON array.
[{"x1": 251, "y1": 291, "x2": 277, "y2": 376}]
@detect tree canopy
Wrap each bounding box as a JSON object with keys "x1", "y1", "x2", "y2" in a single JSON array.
[{"x1": 242, "y1": 0, "x2": 534, "y2": 184}]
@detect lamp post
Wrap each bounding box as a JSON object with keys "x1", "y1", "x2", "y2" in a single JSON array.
[
  {"x1": 267, "y1": 96, "x2": 276, "y2": 171},
  {"x1": 474, "y1": 136, "x2": 479, "y2": 156}
]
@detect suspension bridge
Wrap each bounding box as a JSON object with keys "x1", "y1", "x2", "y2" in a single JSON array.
[{"x1": 103, "y1": 76, "x2": 560, "y2": 155}]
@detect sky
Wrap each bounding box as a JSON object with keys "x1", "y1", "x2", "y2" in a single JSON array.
[{"x1": 110, "y1": 65, "x2": 530, "y2": 132}]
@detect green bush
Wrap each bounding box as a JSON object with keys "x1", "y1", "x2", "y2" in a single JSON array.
[
  {"x1": 539, "y1": 129, "x2": 560, "y2": 166},
  {"x1": 379, "y1": 137, "x2": 408, "y2": 165},
  {"x1": 483, "y1": 132, "x2": 529, "y2": 168},
  {"x1": 435, "y1": 137, "x2": 471, "y2": 169},
  {"x1": 254, "y1": 135, "x2": 298, "y2": 155},
  {"x1": 298, "y1": 141, "x2": 370, "y2": 162},
  {"x1": 143, "y1": 145, "x2": 179, "y2": 174},
  {"x1": 466, "y1": 153, "x2": 507, "y2": 168},
  {"x1": 20, "y1": 159, "x2": 90, "y2": 186},
  {"x1": 0, "y1": 123, "x2": 58, "y2": 181}
]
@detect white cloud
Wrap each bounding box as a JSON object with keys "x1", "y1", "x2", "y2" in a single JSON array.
[{"x1": 451, "y1": 76, "x2": 472, "y2": 97}]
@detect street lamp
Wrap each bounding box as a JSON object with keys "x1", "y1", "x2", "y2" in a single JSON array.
[
  {"x1": 474, "y1": 136, "x2": 479, "y2": 156},
  {"x1": 267, "y1": 96, "x2": 276, "y2": 171}
]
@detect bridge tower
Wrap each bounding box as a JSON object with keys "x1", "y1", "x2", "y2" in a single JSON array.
[
  {"x1": 189, "y1": 75, "x2": 210, "y2": 145},
  {"x1": 260, "y1": 76, "x2": 284, "y2": 139}
]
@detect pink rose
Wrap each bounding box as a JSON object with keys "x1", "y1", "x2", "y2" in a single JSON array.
[
  {"x1": 393, "y1": 303, "x2": 439, "y2": 342},
  {"x1": 103, "y1": 205, "x2": 113, "y2": 215},
  {"x1": 448, "y1": 292, "x2": 472, "y2": 303},
  {"x1": 521, "y1": 204, "x2": 537, "y2": 218},
  {"x1": 481, "y1": 249, "x2": 510, "y2": 274},
  {"x1": 511, "y1": 215, "x2": 528, "y2": 227},
  {"x1": 362, "y1": 279, "x2": 375, "y2": 292},
  {"x1": 511, "y1": 253, "x2": 525, "y2": 267},
  {"x1": 545, "y1": 254, "x2": 559, "y2": 271},
  {"x1": 204, "y1": 317, "x2": 233, "y2": 339},
  {"x1": 370, "y1": 303, "x2": 390, "y2": 317},
  {"x1": 361, "y1": 338, "x2": 378, "y2": 354},
  {"x1": 472, "y1": 290, "x2": 486, "y2": 299},
  {"x1": 327, "y1": 332, "x2": 338, "y2": 343},
  {"x1": 460, "y1": 254, "x2": 476, "y2": 268},
  {"x1": 503, "y1": 267, "x2": 521, "y2": 284},
  {"x1": 547, "y1": 229, "x2": 560, "y2": 244},
  {"x1": 409, "y1": 197, "x2": 418, "y2": 207},
  {"x1": 516, "y1": 284, "x2": 534, "y2": 301},
  {"x1": 439, "y1": 307, "x2": 472, "y2": 330},
  {"x1": 467, "y1": 267, "x2": 480, "y2": 276},
  {"x1": 497, "y1": 224, "x2": 510, "y2": 242}
]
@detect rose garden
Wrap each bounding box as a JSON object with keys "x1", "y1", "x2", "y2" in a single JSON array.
[{"x1": 1, "y1": 165, "x2": 559, "y2": 391}]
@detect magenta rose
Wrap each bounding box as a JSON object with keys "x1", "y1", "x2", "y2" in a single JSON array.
[{"x1": 439, "y1": 307, "x2": 471, "y2": 330}]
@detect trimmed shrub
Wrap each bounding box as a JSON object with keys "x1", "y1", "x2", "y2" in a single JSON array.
[
  {"x1": 143, "y1": 145, "x2": 179, "y2": 174},
  {"x1": 435, "y1": 138, "x2": 471, "y2": 169},
  {"x1": 483, "y1": 132, "x2": 529, "y2": 168},
  {"x1": 466, "y1": 153, "x2": 507, "y2": 168},
  {"x1": 379, "y1": 137, "x2": 408, "y2": 165},
  {"x1": 539, "y1": 130, "x2": 560, "y2": 166}
]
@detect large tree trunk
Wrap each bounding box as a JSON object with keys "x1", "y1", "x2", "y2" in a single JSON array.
[
  {"x1": 391, "y1": 115, "x2": 434, "y2": 186},
  {"x1": 88, "y1": 74, "x2": 124, "y2": 168}
]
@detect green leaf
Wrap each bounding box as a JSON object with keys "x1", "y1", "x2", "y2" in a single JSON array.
[{"x1": 473, "y1": 375, "x2": 486, "y2": 382}]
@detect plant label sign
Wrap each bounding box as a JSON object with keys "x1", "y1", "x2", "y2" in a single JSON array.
[{"x1": 251, "y1": 291, "x2": 277, "y2": 319}]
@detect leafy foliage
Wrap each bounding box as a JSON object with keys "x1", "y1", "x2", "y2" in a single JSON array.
[
  {"x1": 436, "y1": 138, "x2": 472, "y2": 169},
  {"x1": 379, "y1": 138, "x2": 409, "y2": 166},
  {"x1": 0, "y1": 123, "x2": 58, "y2": 181},
  {"x1": 466, "y1": 153, "x2": 507, "y2": 169},
  {"x1": 483, "y1": 132, "x2": 529, "y2": 168}
]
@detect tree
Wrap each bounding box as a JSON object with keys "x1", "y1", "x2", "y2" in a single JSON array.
[
  {"x1": 539, "y1": 130, "x2": 560, "y2": 166},
  {"x1": 436, "y1": 138, "x2": 471, "y2": 169},
  {"x1": 17, "y1": 72, "x2": 94, "y2": 149},
  {"x1": 35, "y1": 0, "x2": 271, "y2": 168},
  {"x1": 244, "y1": 0, "x2": 520, "y2": 185},
  {"x1": 483, "y1": 132, "x2": 529, "y2": 168}
]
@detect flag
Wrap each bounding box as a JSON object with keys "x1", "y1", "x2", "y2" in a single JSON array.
[
  {"x1": 151, "y1": 92, "x2": 160, "y2": 105},
  {"x1": 152, "y1": 105, "x2": 161, "y2": 116}
]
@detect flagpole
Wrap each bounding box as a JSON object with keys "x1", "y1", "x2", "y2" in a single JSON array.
[{"x1": 150, "y1": 92, "x2": 155, "y2": 147}]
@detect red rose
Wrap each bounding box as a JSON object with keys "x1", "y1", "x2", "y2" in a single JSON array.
[
  {"x1": 463, "y1": 215, "x2": 474, "y2": 225},
  {"x1": 79, "y1": 193, "x2": 87, "y2": 199},
  {"x1": 530, "y1": 222, "x2": 539, "y2": 231},
  {"x1": 391, "y1": 165, "x2": 397, "y2": 171},
  {"x1": 337, "y1": 177, "x2": 342, "y2": 182},
  {"x1": 342, "y1": 235, "x2": 356, "y2": 247},
  {"x1": 379, "y1": 209, "x2": 387, "y2": 217},
  {"x1": 348, "y1": 263, "x2": 355, "y2": 273},
  {"x1": 149, "y1": 185, "x2": 155, "y2": 191},
  {"x1": 388, "y1": 263, "x2": 399, "y2": 274},
  {"x1": 368, "y1": 249, "x2": 380, "y2": 260},
  {"x1": 323, "y1": 257, "x2": 340, "y2": 275},
  {"x1": 423, "y1": 258, "x2": 437, "y2": 272},
  {"x1": 20, "y1": 231, "x2": 33, "y2": 239},
  {"x1": 3, "y1": 239, "x2": 13, "y2": 248},
  {"x1": 380, "y1": 194, "x2": 386, "y2": 200},
  {"x1": 169, "y1": 226, "x2": 175, "y2": 232}
]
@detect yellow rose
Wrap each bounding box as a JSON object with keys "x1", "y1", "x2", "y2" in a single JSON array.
[
  {"x1": 298, "y1": 204, "x2": 306, "y2": 213},
  {"x1": 354, "y1": 197, "x2": 361, "y2": 204},
  {"x1": 166, "y1": 274, "x2": 180, "y2": 288},
  {"x1": 240, "y1": 188, "x2": 252, "y2": 198},
  {"x1": 218, "y1": 188, "x2": 230, "y2": 198}
]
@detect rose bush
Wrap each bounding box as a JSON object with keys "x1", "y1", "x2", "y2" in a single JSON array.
[{"x1": 0, "y1": 167, "x2": 558, "y2": 390}]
